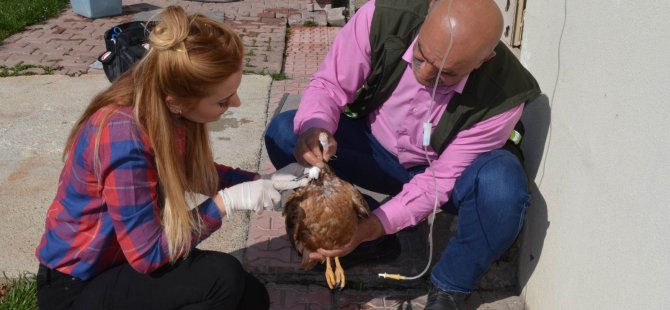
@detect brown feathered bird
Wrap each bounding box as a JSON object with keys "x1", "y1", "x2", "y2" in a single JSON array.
[{"x1": 283, "y1": 133, "x2": 370, "y2": 289}]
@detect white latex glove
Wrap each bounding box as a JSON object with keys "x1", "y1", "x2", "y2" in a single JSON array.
[
  {"x1": 262, "y1": 163, "x2": 310, "y2": 191},
  {"x1": 219, "y1": 179, "x2": 280, "y2": 218}
]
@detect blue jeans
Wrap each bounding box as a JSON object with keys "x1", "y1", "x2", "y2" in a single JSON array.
[{"x1": 265, "y1": 110, "x2": 530, "y2": 293}]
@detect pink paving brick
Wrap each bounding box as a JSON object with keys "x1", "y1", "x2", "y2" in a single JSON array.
[
  {"x1": 251, "y1": 212, "x2": 274, "y2": 229},
  {"x1": 3, "y1": 54, "x2": 46, "y2": 66},
  {"x1": 268, "y1": 235, "x2": 293, "y2": 251},
  {"x1": 0, "y1": 0, "x2": 321, "y2": 76}
]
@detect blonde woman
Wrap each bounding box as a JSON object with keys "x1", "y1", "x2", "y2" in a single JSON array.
[{"x1": 35, "y1": 6, "x2": 305, "y2": 310}]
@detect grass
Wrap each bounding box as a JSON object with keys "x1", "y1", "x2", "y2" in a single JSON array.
[
  {"x1": 0, "y1": 0, "x2": 70, "y2": 44},
  {"x1": 269, "y1": 72, "x2": 287, "y2": 81},
  {"x1": 0, "y1": 273, "x2": 38, "y2": 310},
  {"x1": 0, "y1": 64, "x2": 57, "y2": 77}
]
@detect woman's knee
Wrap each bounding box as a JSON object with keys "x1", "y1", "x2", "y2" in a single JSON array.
[
  {"x1": 237, "y1": 273, "x2": 270, "y2": 310},
  {"x1": 195, "y1": 251, "x2": 245, "y2": 281}
]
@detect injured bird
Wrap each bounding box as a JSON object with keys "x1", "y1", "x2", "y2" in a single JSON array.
[{"x1": 283, "y1": 133, "x2": 370, "y2": 289}]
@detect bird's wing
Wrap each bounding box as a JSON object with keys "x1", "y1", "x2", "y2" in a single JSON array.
[
  {"x1": 350, "y1": 187, "x2": 370, "y2": 219},
  {"x1": 284, "y1": 190, "x2": 306, "y2": 251},
  {"x1": 285, "y1": 188, "x2": 323, "y2": 270}
]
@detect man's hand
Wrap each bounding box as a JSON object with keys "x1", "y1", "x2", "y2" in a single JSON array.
[
  {"x1": 262, "y1": 163, "x2": 309, "y2": 190},
  {"x1": 218, "y1": 180, "x2": 281, "y2": 218},
  {"x1": 308, "y1": 215, "x2": 386, "y2": 260},
  {"x1": 294, "y1": 128, "x2": 337, "y2": 168}
]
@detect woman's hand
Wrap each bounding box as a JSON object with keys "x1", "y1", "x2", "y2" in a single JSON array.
[
  {"x1": 262, "y1": 163, "x2": 309, "y2": 190},
  {"x1": 216, "y1": 179, "x2": 281, "y2": 218}
]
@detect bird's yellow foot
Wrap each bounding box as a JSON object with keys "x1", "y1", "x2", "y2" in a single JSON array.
[
  {"x1": 325, "y1": 257, "x2": 336, "y2": 289},
  {"x1": 334, "y1": 256, "x2": 345, "y2": 289},
  {"x1": 324, "y1": 257, "x2": 346, "y2": 290}
]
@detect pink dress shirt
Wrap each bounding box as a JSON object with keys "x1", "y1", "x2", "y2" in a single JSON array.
[{"x1": 294, "y1": 0, "x2": 524, "y2": 234}]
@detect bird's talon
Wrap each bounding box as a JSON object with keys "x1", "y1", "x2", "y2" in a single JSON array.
[
  {"x1": 334, "y1": 256, "x2": 346, "y2": 289},
  {"x1": 325, "y1": 258, "x2": 335, "y2": 289}
]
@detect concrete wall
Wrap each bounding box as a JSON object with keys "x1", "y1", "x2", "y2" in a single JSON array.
[{"x1": 518, "y1": 1, "x2": 670, "y2": 309}]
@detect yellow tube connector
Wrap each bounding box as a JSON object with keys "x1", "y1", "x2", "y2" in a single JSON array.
[{"x1": 378, "y1": 273, "x2": 407, "y2": 280}]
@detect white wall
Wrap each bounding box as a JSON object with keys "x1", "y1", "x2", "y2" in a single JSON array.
[{"x1": 518, "y1": 1, "x2": 670, "y2": 309}]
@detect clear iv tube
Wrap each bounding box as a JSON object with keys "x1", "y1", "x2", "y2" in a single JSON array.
[{"x1": 379, "y1": 0, "x2": 455, "y2": 281}]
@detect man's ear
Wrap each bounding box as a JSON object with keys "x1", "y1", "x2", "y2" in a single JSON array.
[{"x1": 474, "y1": 51, "x2": 496, "y2": 70}]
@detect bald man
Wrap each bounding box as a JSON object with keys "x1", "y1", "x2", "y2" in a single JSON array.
[{"x1": 265, "y1": 0, "x2": 539, "y2": 308}]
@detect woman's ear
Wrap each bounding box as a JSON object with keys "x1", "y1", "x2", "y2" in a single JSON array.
[{"x1": 165, "y1": 96, "x2": 182, "y2": 115}]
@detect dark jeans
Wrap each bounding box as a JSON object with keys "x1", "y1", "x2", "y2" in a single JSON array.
[
  {"x1": 264, "y1": 110, "x2": 530, "y2": 293},
  {"x1": 37, "y1": 249, "x2": 269, "y2": 310}
]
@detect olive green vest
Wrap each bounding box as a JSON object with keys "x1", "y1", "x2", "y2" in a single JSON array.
[{"x1": 345, "y1": 0, "x2": 541, "y2": 154}]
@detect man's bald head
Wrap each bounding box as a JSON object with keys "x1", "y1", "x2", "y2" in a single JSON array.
[
  {"x1": 412, "y1": 0, "x2": 504, "y2": 86},
  {"x1": 429, "y1": 0, "x2": 503, "y2": 58}
]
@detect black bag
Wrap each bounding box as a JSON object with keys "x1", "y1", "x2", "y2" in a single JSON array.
[{"x1": 98, "y1": 21, "x2": 152, "y2": 82}]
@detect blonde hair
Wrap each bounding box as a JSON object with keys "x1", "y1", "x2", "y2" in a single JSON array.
[{"x1": 63, "y1": 6, "x2": 244, "y2": 261}]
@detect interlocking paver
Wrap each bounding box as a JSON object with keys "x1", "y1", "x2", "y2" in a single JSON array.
[{"x1": 0, "y1": 0, "x2": 320, "y2": 76}]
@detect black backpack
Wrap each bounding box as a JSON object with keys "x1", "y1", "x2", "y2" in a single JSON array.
[{"x1": 98, "y1": 21, "x2": 153, "y2": 82}]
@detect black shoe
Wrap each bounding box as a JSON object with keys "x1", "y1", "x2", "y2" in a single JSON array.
[
  {"x1": 424, "y1": 283, "x2": 469, "y2": 310},
  {"x1": 315, "y1": 234, "x2": 401, "y2": 270}
]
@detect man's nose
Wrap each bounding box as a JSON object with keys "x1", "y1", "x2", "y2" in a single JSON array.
[{"x1": 414, "y1": 62, "x2": 436, "y2": 82}]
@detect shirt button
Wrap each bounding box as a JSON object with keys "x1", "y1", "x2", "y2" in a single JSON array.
[{"x1": 398, "y1": 147, "x2": 405, "y2": 152}]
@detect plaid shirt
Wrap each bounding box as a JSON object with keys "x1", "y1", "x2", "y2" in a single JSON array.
[{"x1": 35, "y1": 106, "x2": 256, "y2": 280}]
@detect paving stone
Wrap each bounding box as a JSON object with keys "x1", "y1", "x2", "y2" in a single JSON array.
[
  {"x1": 288, "y1": 13, "x2": 304, "y2": 26},
  {"x1": 6, "y1": 45, "x2": 39, "y2": 55},
  {"x1": 0, "y1": 0, "x2": 315, "y2": 76},
  {"x1": 305, "y1": 11, "x2": 328, "y2": 26},
  {"x1": 131, "y1": 9, "x2": 162, "y2": 22},
  {"x1": 3, "y1": 54, "x2": 46, "y2": 66},
  {"x1": 325, "y1": 6, "x2": 346, "y2": 26},
  {"x1": 477, "y1": 295, "x2": 525, "y2": 310}
]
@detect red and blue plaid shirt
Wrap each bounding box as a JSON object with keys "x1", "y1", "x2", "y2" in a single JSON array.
[{"x1": 35, "y1": 105, "x2": 256, "y2": 280}]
